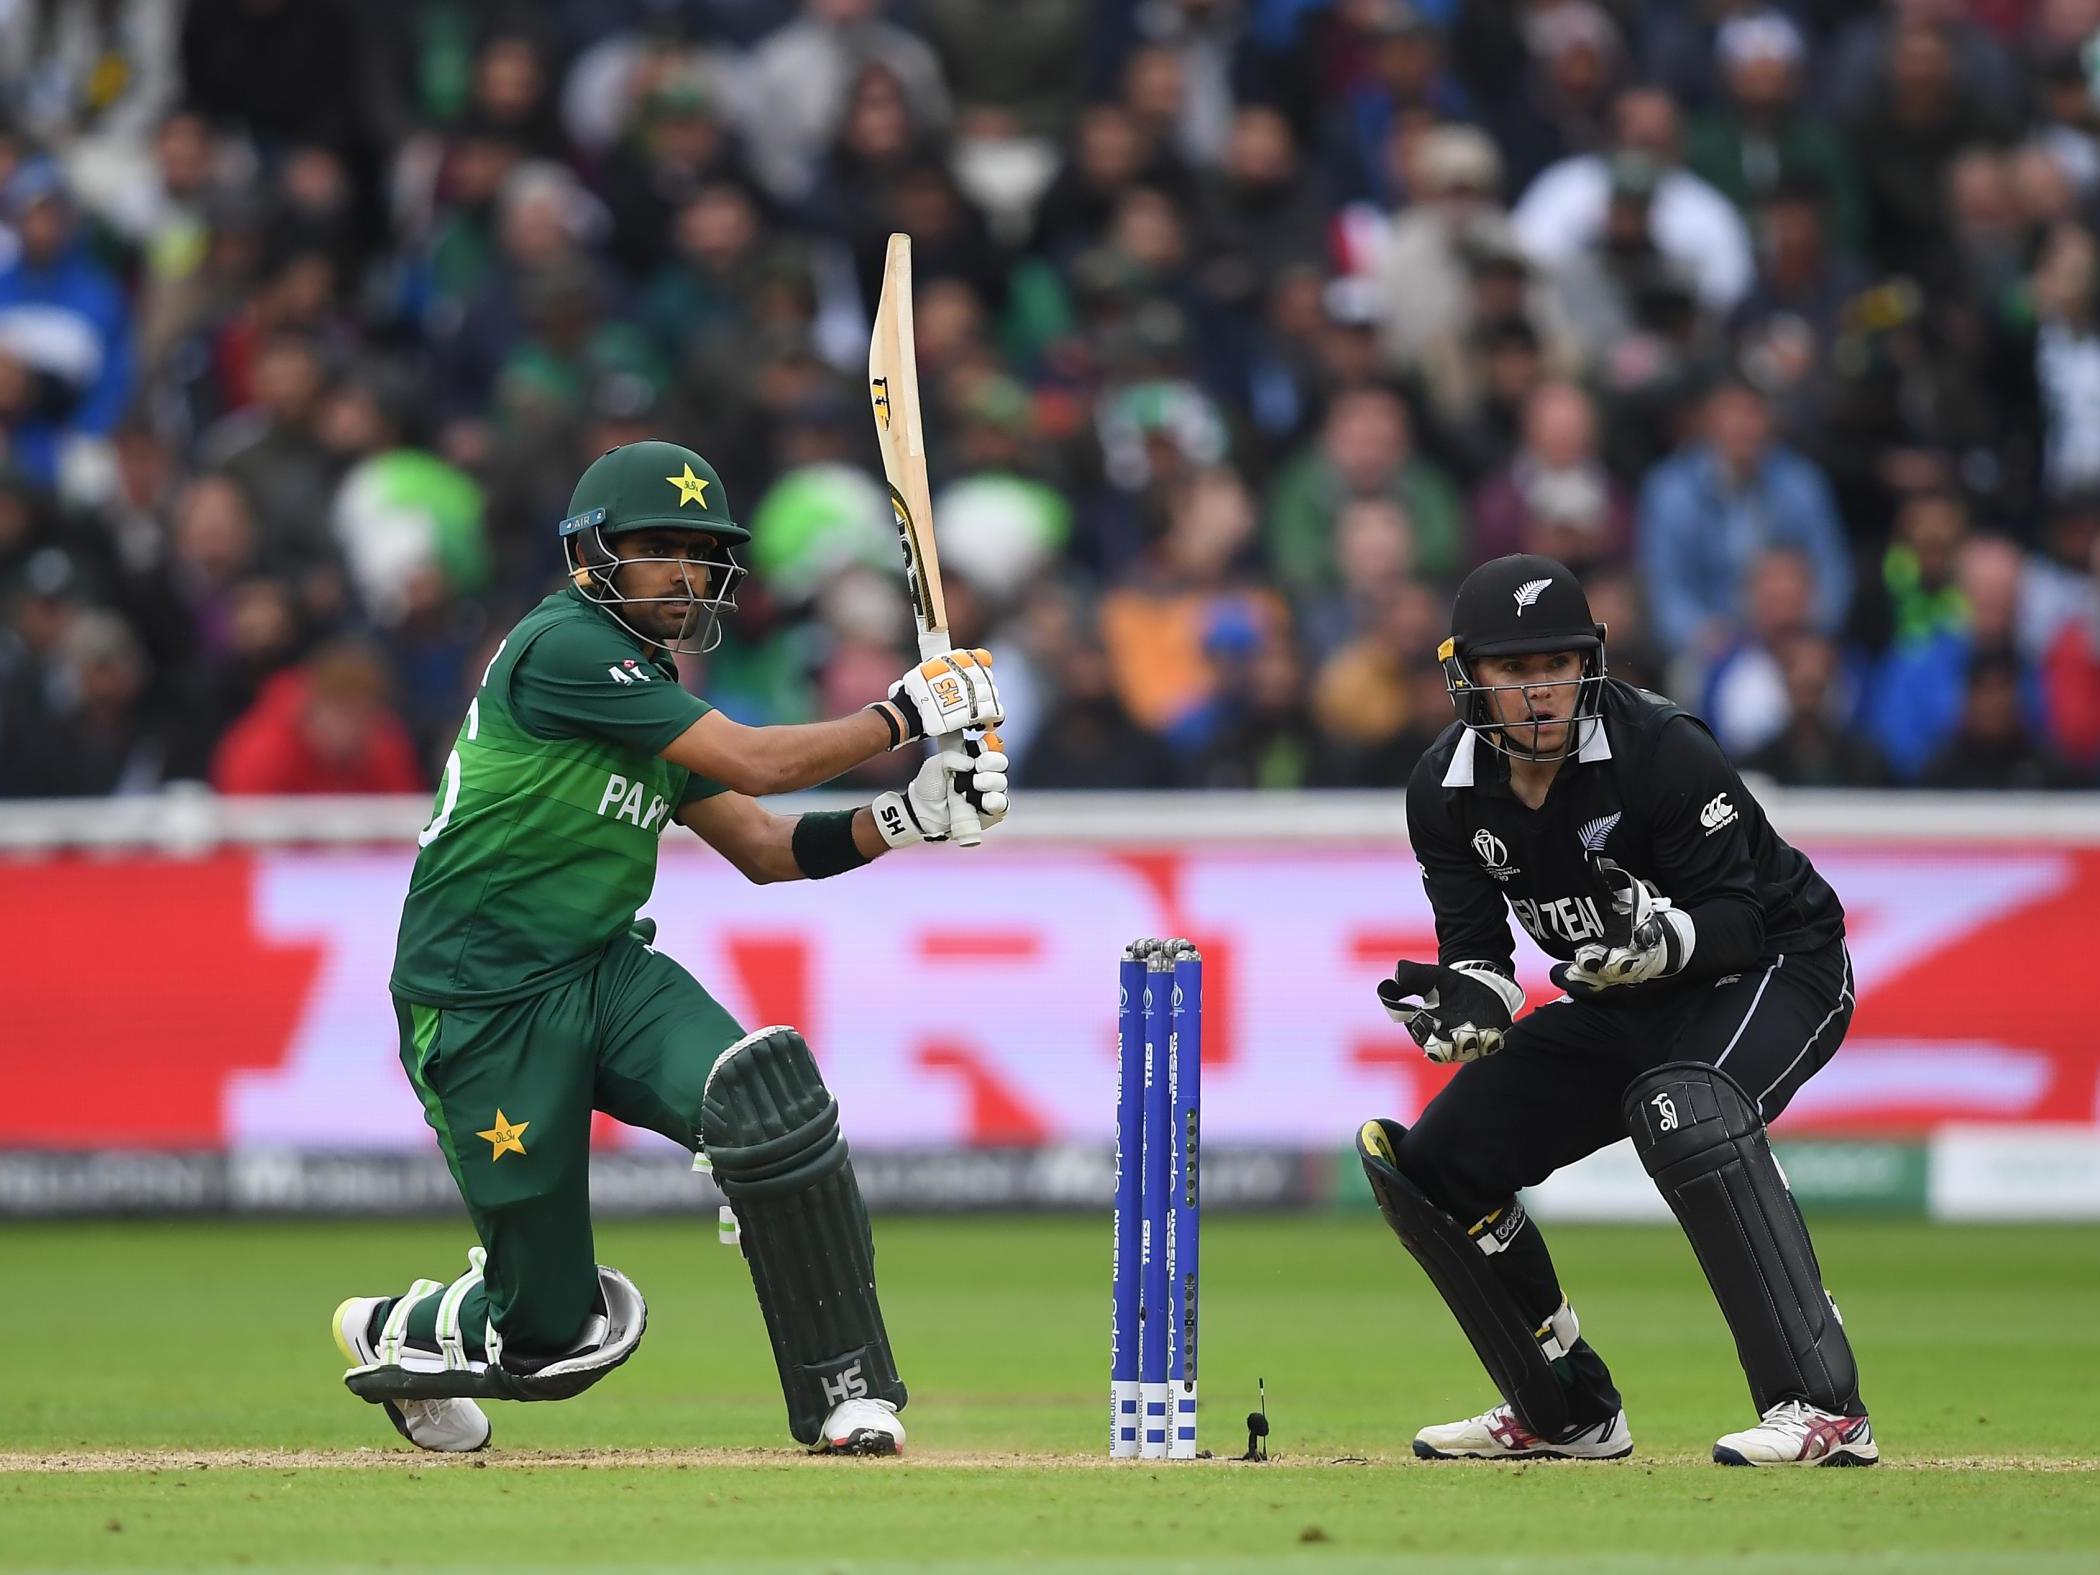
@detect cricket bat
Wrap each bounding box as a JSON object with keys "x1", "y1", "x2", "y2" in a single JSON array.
[{"x1": 868, "y1": 232, "x2": 998, "y2": 847}]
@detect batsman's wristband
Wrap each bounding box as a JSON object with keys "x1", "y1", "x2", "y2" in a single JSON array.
[
  {"x1": 791, "y1": 808, "x2": 873, "y2": 878},
  {"x1": 864, "y1": 700, "x2": 909, "y2": 750}
]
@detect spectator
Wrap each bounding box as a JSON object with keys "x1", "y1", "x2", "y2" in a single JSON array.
[
  {"x1": 1513, "y1": 86, "x2": 1755, "y2": 315},
  {"x1": 1850, "y1": 488, "x2": 1971, "y2": 655},
  {"x1": 1637, "y1": 375, "x2": 1852, "y2": 665},
  {"x1": 39, "y1": 609, "x2": 168, "y2": 795},
  {"x1": 2041, "y1": 500, "x2": 2100, "y2": 762},
  {"x1": 1919, "y1": 646, "x2": 2088, "y2": 789},
  {"x1": 1701, "y1": 544, "x2": 1824, "y2": 757},
  {"x1": 197, "y1": 330, "x2": 336, "y2": 565},
  {"x1": 1311, "y1": 573, "x2": 1453, "y2": 786},
  {"x1": 210, "y1": 638, "x2": 423, "y2": 795},
  {"x1": 1847, "y1": 19, "x2": 2018, "y2": 273},
  {"x1": 1864, "y1": 532, "x2": 2032, "y2": 780},
  {"x1": 1017, "y1": 632, "x2": 1180, "y2": 789},
  {"x1": 2028, "y1": 222, "x2": 2100, "y2": 501},
  {"x1": 1373, "y1": 124, "x2": 1516, "y2": 378},
  {"x1": 1741, "y1": 631, "x2": 1888, "y2": 787},
  {"x1": 739, "y1": 0, "x2": 951, "y2": 205},
  {"x1": 1267, "y1": 386, "x2": 1463, "y2": 598},
  {"x1": 0, "y1": 161, "x2": 133, "y2": 502},
  {"x1": 1470, "y1": 379, "x2": 1630, "y2": 570},
  {"x1": 1688, "y1": 11, "x2": 1865, "y2": 258}
]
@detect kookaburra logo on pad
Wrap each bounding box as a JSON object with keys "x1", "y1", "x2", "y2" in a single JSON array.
[
  {"x1": 1651, "y1": 1091, "x2": 1679, "y2": 1131},
  {"x1": 1513, "y1": 578, "x2": 1552, "y2": 612}
]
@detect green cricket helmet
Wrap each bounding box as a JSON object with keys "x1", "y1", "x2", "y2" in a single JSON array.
[{"x1": 560, "y1": 440, "x2": 749, "y2": 654}]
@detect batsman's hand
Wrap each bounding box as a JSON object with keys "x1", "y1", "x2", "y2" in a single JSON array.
[
  {"x1": 1551, "y1": 859, "x2": 1695, "y2": 995},
  {"x1": 872, "y1": 739, "x2": 1010, "y2": 847},
  {"x1": 870, "y1": 649, "x2": 1003, "y2": 748},
  {"x1": 1377, "y1": 959, "x2": 1526, "y2": 1065}
]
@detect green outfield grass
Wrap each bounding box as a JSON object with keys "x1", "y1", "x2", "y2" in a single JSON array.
[{"x1": 3, "y1": 1216, "x2": 2095, "y2": 1572}]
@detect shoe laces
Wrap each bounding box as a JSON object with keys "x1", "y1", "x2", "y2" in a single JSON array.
[{"x1": 1761, "y1": 1399, "x2": 1819, "y2": 1428}]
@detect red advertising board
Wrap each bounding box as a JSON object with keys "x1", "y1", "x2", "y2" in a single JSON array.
[{"x1": 4, "y1": 842, "x2": 2097, "y2": 1149}]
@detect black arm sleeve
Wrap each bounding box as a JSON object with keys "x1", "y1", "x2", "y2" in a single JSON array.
[
  {"x1": 1643, "y1": 718, "x2": 1766, "y2": 976},
  {"x1": 1405, "y1": 754, "x2": 1515, "y2": 974}
]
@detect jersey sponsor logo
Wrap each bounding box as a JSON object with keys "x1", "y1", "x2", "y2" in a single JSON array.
[
  {"x1": 1513, "y1": 577, "x2": 1552, "y2": 613},
  {"x1": 1699, "y1": 792, "x2": 1738, "y2": 835},
  {"x1": 1472, "y1": 828, "x2": 1520, "y2": 880},
  {"x1": 1577, "y1": 812, "x2": 1621, "y2": 852},
  {"x1": 1511, "y1": 893, "x2": 1607, "y2": 945},
  {"x1": 607, "y1": 660, "x2": 654, "y2": 685},
  {"x1": 596, "y1": 773, "x2": 673, "y2": 831}
]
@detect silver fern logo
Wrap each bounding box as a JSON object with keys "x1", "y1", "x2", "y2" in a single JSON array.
[
  {"x1": 1513, "y1": 577, "x2": 1552, "y2": 613},
  {"x1": 1578, "y1": 812, "x2": 1621, "y2": 852}
]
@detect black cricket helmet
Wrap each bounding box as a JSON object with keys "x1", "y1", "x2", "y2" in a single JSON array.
[
  {"x1": 559, "y1": 440, "x2": 750, "y2": 654},
  {"x1": 1438, "y1": 553, "x2": 1608, "y2": 759}
]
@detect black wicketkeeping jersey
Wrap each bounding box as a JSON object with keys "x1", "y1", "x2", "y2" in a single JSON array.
[{"x1": 1404, "y1": 680, "x2": 1844, "y2": 987}]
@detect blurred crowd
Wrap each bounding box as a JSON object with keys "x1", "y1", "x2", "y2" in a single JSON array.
[{"x1": 5, "y1": 0, "x2": 2100, "y2": 800}]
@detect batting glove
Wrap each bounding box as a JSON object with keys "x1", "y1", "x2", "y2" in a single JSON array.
[
  {"x1": 1378, "y1": 959, "x2": 1527, "y2": 1064},
  {"x1": 871, "y1": 739, "x2": 1010, "y2": 847},
  {"x1": 868, "y1": 649, "x2": 1003, "y2": 748}
]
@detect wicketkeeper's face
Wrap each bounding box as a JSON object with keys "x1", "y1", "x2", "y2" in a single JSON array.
[{"x1": 1478, "y1": 649, "x2": 1583, "y2": 756}]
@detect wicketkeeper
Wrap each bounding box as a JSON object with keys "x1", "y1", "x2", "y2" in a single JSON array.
[
  {"x1": 1361, "y1": 553, "x2": 1875, "y2": 1466},
  {"x1": 332, "y1": 440, "x2": 1008, "y2": 1454}
]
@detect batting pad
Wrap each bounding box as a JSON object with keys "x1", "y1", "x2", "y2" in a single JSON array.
[
  {"x1": 344, "y1": 1262, "x2": 646, "y2": 1404},
  {"x1": 702, "y1": 1025, "x2": 907, "y2": 1445},
  {"x1": 1357, "y1": 1118, "x2": 1575, "y2": 1440},
  {"x1": 1624, "y1": 1062, "x2": 1861, "y2": 1416}
]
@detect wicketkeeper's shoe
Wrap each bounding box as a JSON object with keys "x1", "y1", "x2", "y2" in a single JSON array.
[
  {"x1": 1714, "y1": 1400, "x2": 1876, "y2": 1466},
  {"x1": 813, "y1": 1397, "x2": 905, "y2": 1456},
  {"x1": 1414, "y1": 1403, "x2": 1631, "y2": 1461},
  {"x1": 332, "y1": 1296, "x2": 492, "y2": 1453}
]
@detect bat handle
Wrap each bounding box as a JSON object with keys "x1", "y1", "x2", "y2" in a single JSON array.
[{"x1": 934, "y1": 727, "x2": 982, "y2": 848}]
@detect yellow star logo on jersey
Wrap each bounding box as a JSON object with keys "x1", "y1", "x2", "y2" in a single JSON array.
[
  {"x1": 665, "y1": 463, "x2": 709, "y2": 508},
  {"x1": 477, "y1": 1110, "x2": 530, "y2": 1161}
]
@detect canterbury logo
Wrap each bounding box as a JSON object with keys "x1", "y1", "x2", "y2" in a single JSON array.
[
  {"x1": 1577, "y1": 812, "x2": 1620, "y2": 852},
  {"x1": 1699, "y1": 792, "x2": 1738, "y2": 834},
  {"x1": 1513, "y1": 578, "x2": 1552, "y2": 613}
]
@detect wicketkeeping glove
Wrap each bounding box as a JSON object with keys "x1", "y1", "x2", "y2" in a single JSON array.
[
  {"x1": 871, "y1": 739, "x2": 1010, "y2": 847},
  {"x1": 1549, "y1": 857, "x2": 1697, "y2": 995},
  {"x1": 869, "y1": 649, "x2": 1003, "y2": 748},
  {"x1": 1377, "y1": 959, "x2": 1528, "y2": 1065}
]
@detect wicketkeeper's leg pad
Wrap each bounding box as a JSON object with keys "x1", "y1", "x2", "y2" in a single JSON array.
[
  {"x1": 1623, "y1": 1062, "x2": 1860, "y2": 1415},
  {"x1": 701, "y1": 1025, "x2": 906, "y2": 1445},
  {"x1": 1357, "y1": 1118, "x2": 1576, "y2": 1440},
  {"x1": 343, "y1": 1250, "x2": 647, "y2": 1404}
]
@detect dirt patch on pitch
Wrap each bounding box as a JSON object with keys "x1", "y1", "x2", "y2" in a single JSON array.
[{"x1": 4, "y1": 1448, "x2": 2097, "y2": 1475}]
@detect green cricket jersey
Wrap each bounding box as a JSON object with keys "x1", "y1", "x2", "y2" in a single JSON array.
[{"x1": 390, "y1": 586, "x2": 726, "y2": 1006}]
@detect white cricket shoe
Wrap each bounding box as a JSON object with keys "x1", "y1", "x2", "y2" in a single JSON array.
[
  {"x1": 813, "y1": 1397, "x2": 905, "y2": 1456},
  {"x1": 1714, "y1": 1400, "x2": 1877, "y2": 1466},
  {"x1": 332, "y1": 1295, "x2": 492, "y2": 1454},
  {"x1": 1414, "y1": 1403, "x2": 1631, "y2": 1461}
]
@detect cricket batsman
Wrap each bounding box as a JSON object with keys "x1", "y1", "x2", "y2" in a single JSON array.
[
  {"x1": 329, "y1": 440, "x2": 1008, "y2": 1455},
  {"x1": 1359, "y1": 553, "x2": 1876, "y2": 1466}
]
